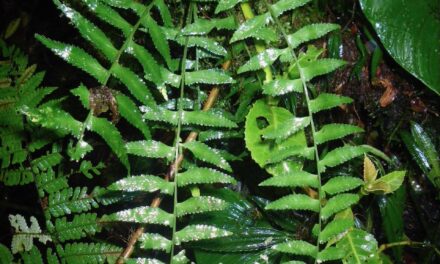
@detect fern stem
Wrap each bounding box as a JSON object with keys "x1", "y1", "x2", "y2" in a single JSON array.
[{"x1": 263, "y1": 0, "x2": 324, "y2": 260}]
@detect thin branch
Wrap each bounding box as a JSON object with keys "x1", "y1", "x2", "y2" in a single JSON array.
[{"x1": 115, "y1": 60, "x2": 231, "y2": 264}]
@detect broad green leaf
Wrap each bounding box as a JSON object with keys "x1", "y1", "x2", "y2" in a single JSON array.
[
  {"x1": 259, "y1": 171, "x2": 319, "y2": 188},
  {"x1": 322, "y1": 176, "x2": 363, "y2": 195},
  {"x1": 110, "y1": 64, "x2": 156, "y2": 107},
  {"x1": 177, "y1": 167, "x2": 236, "y2": 186},
  {"x1": 230, "y1": 13, "x2": 271, "y2": 43},
  {"x1": 360, "y1": 0, "x2": 440, "y2": 94},
  {"x1": 35, "y1": 35, "x2": 107, "y2": 84},
  {"x1": 215, "y1": 0, "x2": 245, "y2": 13},
  {"x1": 141, "y1": 107, "x2": 237, "y2": 128},
  {"x1": 315, "y1": 124, "x2": 364, "y2": 145},
  {"x1": 102, "y1": 206, "x2": 173, "y2": 226},
  {"x1": 319, "y1": 219, "x2": 354, "y2": 244},
  {"x1": 364, "y1": 171, "x2": 406, "y2": 195},
  {"x1": 309, "y1": 93, "x2": 353, "y2": 113},
  {"x1": 55, "y1": 1, "x2": 118, "y2": 61},
  {"x1": 400, "y1": 131, "x2": 431, "y2": 177},
  {"x1": 302, "y1": 59, "x2": 346, "y2": 81},
  {"x1": 185, "y1": 70, "x2": 235, "y2": 85},
  {"x1": 105, "y1": 175, "x2": 174, "y2": 195},
  {"x1": 175, "y1": 225, "x2": 232, "y2": 245},
  {"x1": 261, "y1": 116, "x2": 310, "y2": 140},
  {"x1": 272, "y1": 240, "x2": 317, "y2": 257},
  {"x1": 321, "y1": 193, "x2": 359, "y2": 220},
  {"x1": 88, "y1": 116, "x2": 129, "y2": 170},
  {"x1": 287, "y1": 23, "x2": 340, "y2": 49},
  {"x1": 176, "y1": 196, "x2": 227, "y2": 217},
  {"x1": 237, "y1": 48, "x2": 286, "y2": 74},
  {"x1": 139, "y1": 233, "x2": 171, "y2": 252},
  {"x1": 262, "y1": 79, "x2": 303, "y2": 96},
  {"x1": 115, "y1": 94, "x2": 151, "y2": 139},
  {"x1": 336, "y1": 228, "x2": 380, "y2": 263},
  {"x1": 125, "y1": 140, "x2": 174, "y2": 160},
  {"x1": 265, "y1": 194, "x2": 320, "y2": 212},
  {"x1": 271, "y1": 0, "x2": 312, "y2": 17},
  {"x1": 319, "y1": 145, "x2": 369, "y2": 172},
  {"x1": 183, "y1": 141, "x2": 232, "y2": 172}
]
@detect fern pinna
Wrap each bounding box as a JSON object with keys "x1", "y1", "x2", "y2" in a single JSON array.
[
  {"x1": 3, "y1": 0, "x2": 238, "y2": 263},
  {"x1": 222, "y1": 0, "x2": 405, "y2": 263}
]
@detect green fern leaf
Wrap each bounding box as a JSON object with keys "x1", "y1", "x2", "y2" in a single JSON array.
[
  {"x1": 143, "y1": 14, "x2": 172, "y2": 68},
  {"x1": 104, "y1": 174, "x2": 174, "y2": 195},
  {"x1": 321, "y1": 194, "x2": 360, "y2": 220},
  {"x1": 125, "y1": 140, "x2": 174, "y2": 160},
  {"x1": 110, "y1": 64, "x2": 156, "y2": 107},
  {"x1": 183, "y1": 141, "x2": 232, "y2": 172},
  {"x1": 185, "y1": 70, "x2": 235, "y2": 85},
  {"x1": 139, "y1": 233, "x2": 171, "y2": 252},
  {"x1": 141, "y1": 107, "x2": 237, "y2": 128},
  {"x1": 154, "y1": 0, "x2": 173, "y2": 27},
  {"x1": 83, "y1": 0, "x2": 132, "y2": 36},
  {"x1": 46, "y1": 248, "x2": 60, "y2": 264},
  {"x1": 287, "y1": 23, "x2": 340, "y2": 49},
  {"x1": 115, "y1": 94, "x2": 151, "y2": 139},
  {"x1": 262, "y1": 79, "x2": 303, "y2": 95},
  {"x1": 186, "y1": 36, "x2": 228, "y2": 56},
  {"x1": 56, "y1": 242, "x2": 121, "y2": 264},
  {"x1": 88, "y1": 116, "x2": 129, "y2": 170},
  {"x1": 309, "y1": 93, "x2": 353, "y2": 113},
  {"x1": 102, "y1": 0, "x2": 133, "y2": 9},
  {"x1": 317, "y1": 247, "x2": 345, "y2": 262},
  {"x1": 31, "y1": 152, "x2": 63, "y2": 171},
  {"x1": 237, "y1": 48, "x2": 286, "y2": 74},
  {"x1": 55, "y1": 1, "x2": 118, "y2": 61},
  {"x1": 177, "y1": 167, "x2": 236, "y2": 186},
  {"x1": 127, "y1": 42, "x2": 162, "y2": 84},
  {"x1": 175, "y1": 225, "x2": 232, "y2": 245},
  {"x1": 261, "y1": 116, "x2": 310, "y2": 140},
  {"x1": 259, "y1": 171, "x2": 319, "y2": 188},
  {"x1": 0, "y1": 244, "x2": 13, "y2": 264},
  {"x1": 47, "y1": 187, "x2": 98, "y2": 217},
  {"x1": 230, "y1": 13, "x2": 271, "y2": 43},
  {"x1": 182, "y1": 17, "x2": 235, "y2": 35},
  {"x1": 21, "y1": 106, "x2": 82, "y2": 137},
  {"x1": 315, "y1": 124, "x2": 363, "y2": 145},
  {"x1": 271, "y1": 0, "x2": 312, "y2": 17},
  {"x1": 176, "y1": 196, "x2": 227, "y2": 217},
  {"x1": 215, "y1": 0, "x2": 245, "y2": 13},
  {"x1": 319, "y1": 145, "x2": 368, "y2": 171},
  {"x1": 335, "y1": 229, "x2": 380, "y2": 263},
  {"x1": 35, "y1": 35, "x2": 107, "y2": 83},
  {"x1": 20, "y1": 247, "x2": 44, "y2": 264},
  {"x1": 266, "y1": 146, "x2": 315, "y2": 164},
  {"x1": 319, "y1": 219, "x2": 354, "y2": 243},
  {"x1": 272, "y1": 240, "x2": 317, "y2": 257},
  {"x1": 322, "y1": 176, "x2": 363, "y2": 195},
  {"x1": 51, "y1": 213, "x2": 100, "y2": 242},
  {"x1": 35, "y1": 168, "x2": 68, "y2": 196},
  {"x1": 302, "y1": 59, "x2": 346, "y2": 81},
  {"x1": 19, "y1": 87, "x2": 57, "y2": 109},
  {"x1": 171, "y1": 250, "x2": 190, "y2": 264},
  {"x1": 265, "y1": 194, "x2": 320, "y2": 212},
  {"x1": 198, "y1": 130, "x2": 242, "y2": 142},
  {"x1": 102, "y1": 206, "x2": 173, "y2": 226}
]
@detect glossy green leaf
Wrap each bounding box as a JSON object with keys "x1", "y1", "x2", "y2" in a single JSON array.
[
  {"x1": 115, "y1": 94, "x2": 151, "y2": 139},
  {"x1": 321, "y1": 193, "x2": 360, "y2": 220},
  {"x1": 259, "y1": 170, "x2": 319, "y2": 188},
  {"x1": 261, "y1": 116, "x2": 310, "y2": 140},
  {"x1": 177, "y1": 167, "x2": 236, "y2": 186},
  {"x1": 309, "y1": 93, "x2": 352, "y2": 113},
  {"x1": 171, "y1": 250, "x2": 190, "y2": 264},
  {"x1": 127, "y1": 41, "x2": 162, "y2": 84},
  {"x1": 35, "y1": 35, "x2": 107, "y2": 84},
  {"x1": 215, "y1": 0, "x2": 245, "y2": 13},
  {"x1": 102, "y1": 206, "x2": 173, "y2": 226},
  {"x1": 175, "y1": 225, "x2": 232, "y2": 245},
  {"x1": 143, "y1": 14, "x2": 172, "y2": 68},
  {"x1": 302, "y1": 59, "x2": 346, "y2": 81},
  {"x1": 237, "y1": 48, "x2": 286, "y2": 74},
  {"x1": 287, "y1": 23, "x2": 340, "y2": 49},
  {"x1": 319, "y1": 219, "x2": 354, "y2": 244},
  {"x1": 83, "y1": 0, "x2": 132, "y2": 36},
  {"x1": 176, "y1": 196, "x2": 227, "y2": 217},
  {"x1": 265, "y1": 194, "x2": 320, "y2": 212},
  {"x1": 266, "y1": 146, "x2": 315, "y2": 164},
  {"x1": 336, "y1": 228, "x2": 380, "y2": 263},
  {"x1": 185, "y1": 70, "x2": 235, "y2": 85},
  {"x1": 322, "y1": 176, "x2": 363, "y2": 195},
  {"x1": 230, "y1": 13, "x2": 271, "y2": 43},
  {"x1": 315, "y1": 124, "x2": 363, "y2": 145},
  {"x1": 360, "y1": 0, "x2": 440, "y2": 94},
  {"x1": 183, "y1": 141, "x2": 232, "y2": 172},
  {"x1": 182, "y1": 17, "x2": 235, "y2": 35},
  {"x1": 88, "y1": 116, "x2": 129, "y2": 170},
  {"x1": 272, "y1": 240, "x2": 317, "y2": 257},
  {"x1": 271, "y1": 0, "x2": 312, "y2": 17},
  {"x1": 317, "y1": 247, "x2": 345, "y2": 262},
  {"x1": 262, "y1": 79, "x2": 303, "y2": 96},
  {"x1": 139, "y1": 233, "x2": 171, "y2": 252},
  {"x1": 154, "y1": 0, "x2": 173, "y2": 27},
  {"x1": 125, "y1": 140, "x2": 174, "y2": 160},
  {"x1": 104, "y1": 175, "x2": 174, "y2": 195},
  {"x1": 319, "y1": 145, "x2": 369, "y2": 172}
]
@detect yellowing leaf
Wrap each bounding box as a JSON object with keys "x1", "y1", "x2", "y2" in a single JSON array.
[{"x1": 363, "y1": 155, "x2": 377, "y2": 183}]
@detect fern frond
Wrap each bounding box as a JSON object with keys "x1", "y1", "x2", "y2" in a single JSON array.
[
  {"x1": 321, "y1": 176, "x2": 363, "y2": 195},
  {"x1": 315, "y1": 124, "x2": 364, "y2": 145},
  {"x1": 139, "y1": 233, "x2": 171, "y2": 252},
  {"x1": 272, "y1": 240, "x2": 317, "y2": 257},
  {"x1": 309, "y1": 93, "x2": 353, "y2": 113},
  {"x1": 182, "y1": 16, "x2": 235, "y2": 35},
  {"x1": 176, "y1": 196, "x2": 227, "y2": 217},
  {"x1": 177, "y1": 167, "x2": 236, "y2": 186},
  {"x1": 125, "y1": 140, "x2": 174, "y2": 160},
  {"x1": 321, "y1": 194, "x2": 360, "y2": 220},
  {"x1": 262, "y1": 79, "x2": 304, "y2": 95},
  {"x1": 318, "y1": 219, "x2": 353, "y2": 244},
  {"x1": 265, "y1": 194, "x2": 320, "y2": 212},
  {"x1": 259, "y1": 171, "x2": 319, "y2": 188},
  {"x1": 103, "y1": 175, "x2": 174, "y2": 195},
  {"x1": 56, "y1": 242, "x2": 121, "y2": 264},
  {"x1": 182, "y1": 141, "x2": 232, "y2": 172},
  {"x1": 47, "y1": 187, "x2": 98, "y2": 218},
  {"x1": 174, "y1": 225, "x2": 232, "y2": 245},
  {"x1": 318, "y1": 145, "x2": 369, "y2": 172},
  {"x1": 49, "y1": 213, "x2": 100, "y2": 242},
  {"x1": 101, "y1": 206, "x2": 174, "y2": 226}
]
